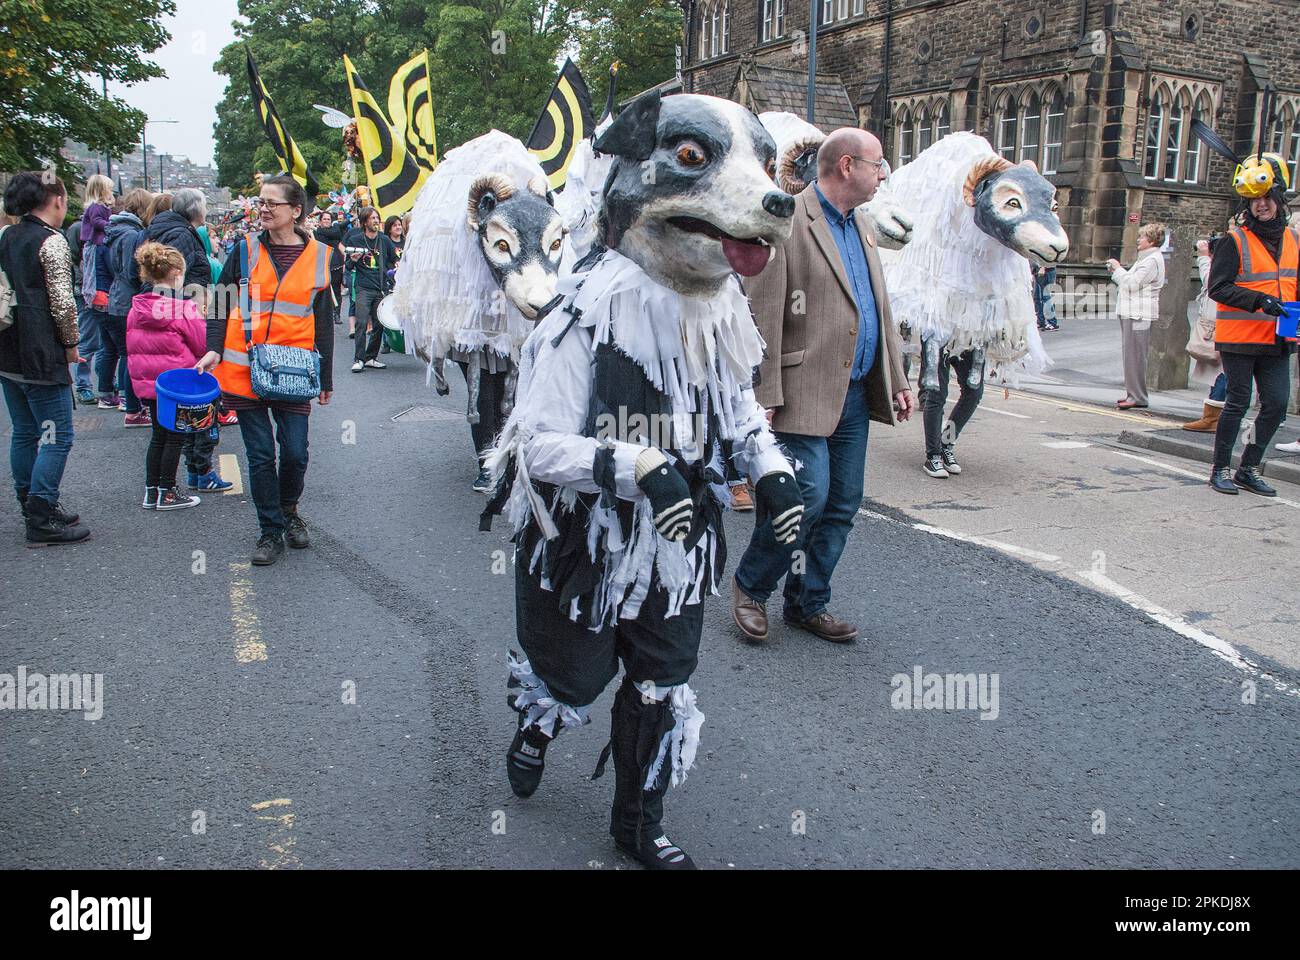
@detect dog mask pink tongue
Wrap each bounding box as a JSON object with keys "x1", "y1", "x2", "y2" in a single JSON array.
[{"x1": 721, "y1": 237, "x2": 771, "y2": 276}]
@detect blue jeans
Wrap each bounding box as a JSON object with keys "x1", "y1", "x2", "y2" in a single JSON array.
[
  {"x1": 95, "y1": 313, "x2": 140, "y2": 412},
  {"x1": 735, "y1": 377, "x2": 871, "y2": 621},
  {"x1": 1208, "y1": 372, "x2": 1227, "y2": 404},
  {"x1": 236, "y1": 404, "x2": 309, "y2": 537},
  {"x1": 2, "y1": 379, "x2": 74, "y2": 505},
  {"x1": 72, "y1": 297, "x2": 101, "y2": 391}
]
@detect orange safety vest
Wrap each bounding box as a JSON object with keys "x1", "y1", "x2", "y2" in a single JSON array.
[
  {"x1": 1215, "y1": 224, "x2": 1300, "y2": 345},
  {"x1": 215, "y1": 233, "x2": 331, "y2": 399}
]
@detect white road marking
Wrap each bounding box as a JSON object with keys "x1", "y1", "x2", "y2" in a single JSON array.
[
  {"x1": 1079, "y1": 569, "x2": 1299, "y2": 699},
  {"x1": 219, "y1": 453, "x2": 243, "y2": 495},
  {"x1": 1042, "y1": 440, "x2": 1093, "y2": 449},
  {"x1": 1109, "y1": 450, "x2": 1300, "y2": 508},
  {"x1": 945, "y1": 398, "x2": 1031, "y2": 419}
]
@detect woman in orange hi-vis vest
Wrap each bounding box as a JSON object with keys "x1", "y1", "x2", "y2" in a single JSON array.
[
  {"x1": 1206, "y1": 155, "x2": 1297, "y2": 498},
  {"x1": 196, "y1": 175, "x2": 335, "y2": 566}
]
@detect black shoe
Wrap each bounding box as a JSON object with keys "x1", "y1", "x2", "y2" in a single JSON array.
[
  {"x1": 24, "y1": 496, "x2": 90, "y2": 547},
  {"x1": 17, "y1": 491, "x2": 79, "y2": 526},
  {"x1": 285, "y1": 513, "x2": 310, "y2": 549},
  {"x1": 506, "y1": 718, "x2": 551, "y2": 798},
  {"x1": 923, "y1": 455, "x2": 950, "y2": 478},
  {"x1": 252, "y1": 533, "x2": 285, "y2": 566},
  {"x1": 1209, "y1": 467, "x2": 1239, "y2": 495},
  {"x1": 1233, "y1": 466, "x2": 1276, "y2": 497},
  {"x1": 615, "y1": 831, "x2": 697, "y2": 870},
  {"x1": 940, "y1": 444, "x2": 962, "y2": 475},
  {"x1": 472, "y1": 468, "x2": 492, "y2": 493}
]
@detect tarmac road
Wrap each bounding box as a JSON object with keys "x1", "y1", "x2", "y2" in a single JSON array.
[{"x1": 1, "y1": 326, "x2": 1297, "y2": 869}]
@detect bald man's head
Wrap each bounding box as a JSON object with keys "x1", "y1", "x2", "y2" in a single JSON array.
[{"x1": 815, "y1": 127, "x2": 886, "y2": 211}]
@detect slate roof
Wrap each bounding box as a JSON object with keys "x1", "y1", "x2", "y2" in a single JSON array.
[{"x1": 734, "y1": 60, "x2": 858, "y2": 129}]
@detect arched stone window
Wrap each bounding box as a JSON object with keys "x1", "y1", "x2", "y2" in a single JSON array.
[
  {"x1": 1143, "y1": 75, "x2": 1221, "y2": 185},
  {"x1": 699, "y1": 0, "x2": 729, "y2": 59},
  {"x1": 997, "y1": 94, "x2": 1017, "y2": 160},
  {"x1": 891, "y1": 95, "x2": 952, "y2": 166},
  {"x1": 898, "y1": 106, "x2": 914, "y2": 166}
]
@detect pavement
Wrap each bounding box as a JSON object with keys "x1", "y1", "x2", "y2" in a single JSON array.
[{"x1": 1, "y1": 324, "x2": 1297, "y2": 869}]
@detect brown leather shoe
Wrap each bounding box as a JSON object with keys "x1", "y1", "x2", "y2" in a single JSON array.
[
  {"x1": 729, "y1": 483, "x2": 754, "y2": 512},
  {"x1": 784, "y1": 611, "x2": 859, "y2": 643},
  {"x1": 732, "y1": 577, "x2": 768, "y2": 642}
]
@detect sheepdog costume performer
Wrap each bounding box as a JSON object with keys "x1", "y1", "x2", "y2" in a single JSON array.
[
  {"x1": 481, "y1": 91, "x2": 801, "y2": 869},
  {"x1": 861, "y1": 131, "x2": 1068, "y2": 476},
  {"x1": 387, "y1": 130, "x2": 565, "y2": 487}
]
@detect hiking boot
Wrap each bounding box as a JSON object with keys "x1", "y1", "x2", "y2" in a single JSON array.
[
  {"x1": 124, "y1": 409, "x2": 152, "y2": 428},
  {"x1": 251, "y1": 533, "x2": 285, "y2": 566},
  {"x1": 156, "y1": 486, "x2": 200, "y2": 511},
  {"x1": 24, "y1": 496, "x2": 90, "y2": 547},
  {"x1": 940, "y1": 444, "x2": 962, "y2": 475},
  {"x1": 1208, "y1": 467, "x2": 1239, "y2": 495},
  {"x1": 285, "y1": 512, "x2": 309, "y2": 549},
  {"x1": 1233, "y1": 466, "x2": 1276, "y2": 497},
  {"x1": 923, "y1": 455, "x2": 950, "y2": 478},
  {"x1": 18, "y1": 490, "x2": 79, "y2": 525}
]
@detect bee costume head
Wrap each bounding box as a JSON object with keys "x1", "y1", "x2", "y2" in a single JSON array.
[{"x1": 1233, "y1": 152, "x2": 1291, "y2": 199}]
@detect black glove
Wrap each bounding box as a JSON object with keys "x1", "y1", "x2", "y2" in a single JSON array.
[
  {"x1": 1257, "y1": 295, "x2": 1285, "y2": 316},
  {"x1": 754, "y1": 472, "x2": 803, "y2": 545},
  {"x1": 635, "y1": 448, "x2": 693, "y2": 542}
]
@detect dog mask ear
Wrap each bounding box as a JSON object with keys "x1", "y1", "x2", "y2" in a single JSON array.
[{"x1": 593, "y1": 90, "x2": 662, "y2": 161}]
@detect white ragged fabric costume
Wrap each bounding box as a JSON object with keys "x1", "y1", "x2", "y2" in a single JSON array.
[
  {"x1": 869, "y1": 131, "x2": 1049, "y2": 383},
  {"x1": 389, "y1": 130, "x2": 543, "y2": 373}
]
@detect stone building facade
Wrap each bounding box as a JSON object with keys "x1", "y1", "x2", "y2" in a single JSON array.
[{"x1": 681, "y1": 0, "x2": 1300, "y2": 269}]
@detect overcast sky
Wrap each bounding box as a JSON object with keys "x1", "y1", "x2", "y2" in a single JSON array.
[{"x1": 107, "y1": 0, "x2": 242, "y2": 168}]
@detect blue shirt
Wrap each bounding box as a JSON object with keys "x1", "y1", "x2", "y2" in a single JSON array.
[{"x1": 815, "y1": 183, "x2": 879, "y2": 380}]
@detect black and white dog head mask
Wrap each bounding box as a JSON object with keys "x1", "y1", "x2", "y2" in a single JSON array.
[
  {"x1": 467, "y1": 173, "x2": 566, "y2": 319},
  {"x1": 595, "y1": 92, "x2": 796, "y2": 297}
]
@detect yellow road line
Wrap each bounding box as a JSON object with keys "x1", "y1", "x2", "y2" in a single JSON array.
[
  {"x1": 1006, "y1": 390, "x2": 1185, "y2": 428},
  {"x1": 229, "y1": 561, "x2": 267, "y2": 663},
  {"x1": 251, "y1": 798, "x2": 300, "y2": 869},
  {"x1": 219, "y1": 453, "x2": 243, "y2": 495}
]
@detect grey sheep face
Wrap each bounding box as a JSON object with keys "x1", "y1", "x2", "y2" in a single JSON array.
[
  {"x1": 468, "y1": 175, "x2": 566, "y2": 319},
  {"x1": 969, "y1": 163, "x2": 1070, "y2": 264},
  {"x1": 594, "y1": 91, "x2": 796, "y2": 297}
]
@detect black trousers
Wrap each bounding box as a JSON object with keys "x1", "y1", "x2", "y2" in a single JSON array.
[
  {"x1": 515, "y1": 562, "x2": 703, "y2": 708},
  {"x1": 143, "y1": 399, "x2": 184, "y2": 489},
  {"x1": 455, "y1": 360, "x2": 509, "y2": 458},
  {"x1": 352, "y1": 288, "x2": 384, "y2": 363},
  {"x1": 920, "y1": 343, "x2": 985, "y2": 456},
  {"x1": 1213, "y1": 350, "x2": 1292, "y2": 469}
]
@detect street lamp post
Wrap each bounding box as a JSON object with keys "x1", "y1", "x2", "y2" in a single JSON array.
[{"x1": 141, "y1": 119, "x2": 178, "y2": 191}]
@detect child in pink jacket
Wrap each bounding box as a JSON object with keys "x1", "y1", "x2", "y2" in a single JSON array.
[{"x1": 128, "y1": 242, "x2": 218, "y2": 510}]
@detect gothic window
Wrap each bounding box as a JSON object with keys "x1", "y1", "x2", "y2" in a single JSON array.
[
  {"x1": 998, "y1": 96, "x2": 1017, "y2": 160},
  {"x1": 1143, "y1": 77, "x2": 1220, "y2": 185},
  {"x1": 935, "y1": 102, "x2": 950, "y2": 141},
  {"x1": 898, "y1": 107, "x2": 914, "y2": 166},
  {"x1": 761, "y1": 0, "x2": 785, "y2": 41},
  {"x1": 1019, "y1": 91, "x2": 1041, "y2": 166},
  {"x1": 917, "y1": 105, "x2": 933, "y2": 153},
  {"x1": 821, "y1": 0, "x2": 833, "y2": 26},
  {"x1": 852, "y1": 0, "x2": 864, "y2": 13},
  {"x1": 1043, "y1": 88, "x2": 1064, "y2": 174}
]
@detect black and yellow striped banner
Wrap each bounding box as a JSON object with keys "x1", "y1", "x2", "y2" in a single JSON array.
[
  {"x1": 344, "y1": 54, "x2": 429, "y2": 219},
  {"x1": 245, "y1": 47, "x2": 320, "y2": 198},
  {"x1": 526, "y1": 58, "x2": 595, "y2": 191},
  {"x1": 388, "y1": 50, "x2": 437, "y2": 174}
]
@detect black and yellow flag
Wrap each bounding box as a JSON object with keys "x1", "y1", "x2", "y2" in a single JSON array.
[
  {"x1": 527, "y1": 58, "x2": 595, "y2": 191},
  {"x1": 388, "y1": 50, "x2": 437, "y2": 174},
  {"x1": 344, "y1": 54, "x2": 430, "y2": 219},
  {"x1": 245, "y1": 47, "x2": 319, "y2": 198}
]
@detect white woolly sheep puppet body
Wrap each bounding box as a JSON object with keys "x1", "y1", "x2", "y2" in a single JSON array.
[
  {"x1": 866, "y1": 131, "x2": 1048, "y2": 382},
  {"x1": 389, "y1": 130, "x2": 543, "y2": 367}
]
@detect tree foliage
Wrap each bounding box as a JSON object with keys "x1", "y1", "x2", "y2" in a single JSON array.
[
  {"x1": 212, "y1": 0, "x2": 681, "y2": 195},
  {"x1": 0, "y1": 0, "x2": 175, "y2": 181}
]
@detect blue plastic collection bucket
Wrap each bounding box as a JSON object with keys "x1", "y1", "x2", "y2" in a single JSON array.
[
  {"x1": 1279, "y1": 302, "x2": 1300, "y2": 339},
  {"x1": 155, "y1": 368, "x2": 221, "y2": 433}
]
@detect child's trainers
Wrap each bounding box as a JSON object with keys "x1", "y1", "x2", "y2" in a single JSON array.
[
  {"x1": 141, "y1": 486, "x2": 159, "y2": 510},
  {"x1": 192, "y1": 471, "x2": 233, "y2": 491},
  {"x1": 156, "y1": 486, "x2": 200, "y2": 511},
  {"x1": 97, "y1": 395, "x2": 122, "y2": 409},
  {"x1": 187, "y1": 472, "x2": 199, "y2": 490}
]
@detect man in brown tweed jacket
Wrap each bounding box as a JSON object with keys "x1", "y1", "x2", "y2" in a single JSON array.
[{"x1": 732, "y1": 127, "x2": 913, "y2": 644}]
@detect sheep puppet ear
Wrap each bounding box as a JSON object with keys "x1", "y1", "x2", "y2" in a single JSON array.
[{"x1": 467, "y1": 173, "x2": 515, "y2": 229}]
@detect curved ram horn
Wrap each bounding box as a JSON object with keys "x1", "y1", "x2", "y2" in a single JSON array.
[
  {"x1": 467, "y1": 173, "x2": 515, "y2": 229},
  {"x1": 962, "y1": 155, "x2": 1015, "y2": 207},
  {"x1": 777, "y1": 134, "x2": 826, "y2": 195}
]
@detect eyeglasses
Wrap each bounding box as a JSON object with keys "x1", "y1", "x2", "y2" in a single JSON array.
[
  {"x1": 849, "y1": 156, "x2": 885, "y2": 170},
  {"x1": 255, "y1": 198, "x2": 293, "y2": 210}
]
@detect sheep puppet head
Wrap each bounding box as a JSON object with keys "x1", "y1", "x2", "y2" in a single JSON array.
[{"x1": 864, "y1": 131, "x2": 1069, "y2": 379}]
